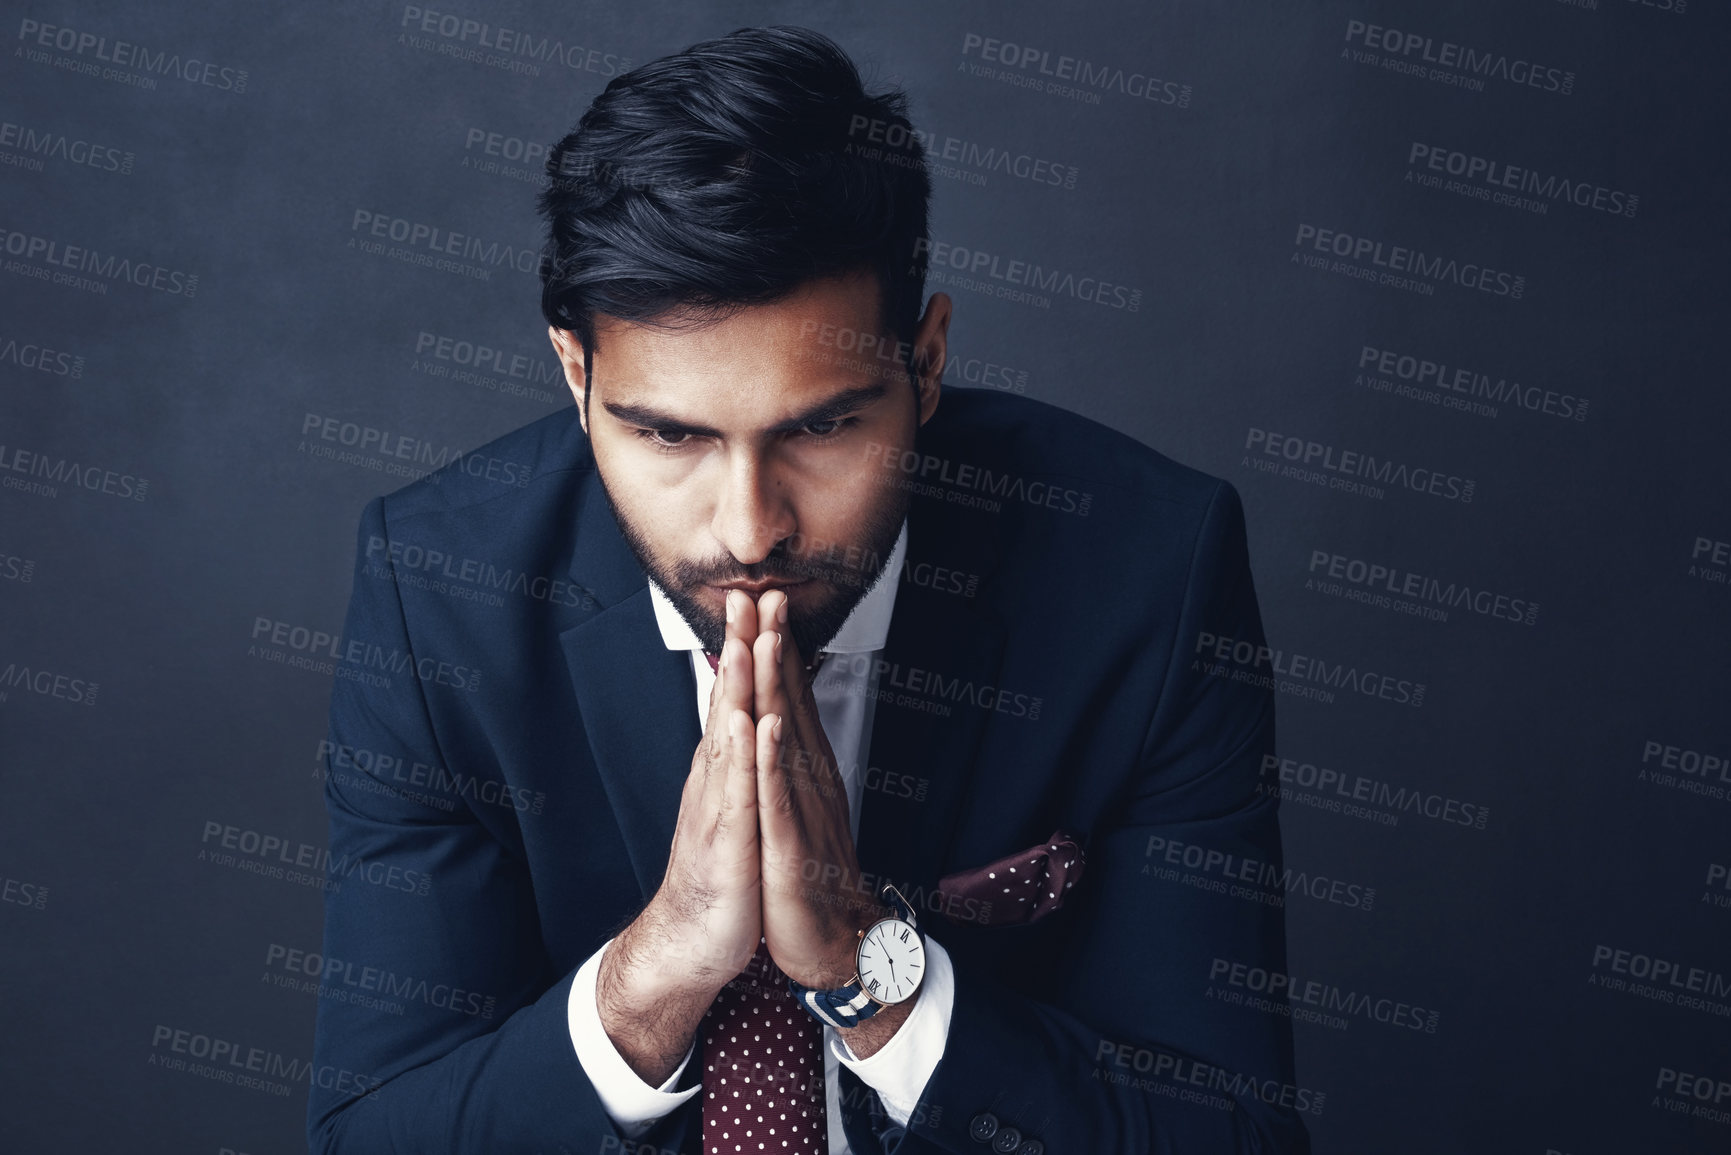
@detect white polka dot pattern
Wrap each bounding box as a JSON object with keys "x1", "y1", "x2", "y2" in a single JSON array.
[
  {"x1": 935, "y1": 829, "x2": 1087, "y2": 928},
  {"x1": 700, "y1": 938, "x2": 827, "y2": 1154}
]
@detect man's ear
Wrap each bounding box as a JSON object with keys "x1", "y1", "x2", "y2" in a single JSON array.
[
  {"x1": 547, "y1": 326, "x2": 590, "y2": 434},
  {"x1": 909, "y1": 292, "x2": 952, "y2": 427}
]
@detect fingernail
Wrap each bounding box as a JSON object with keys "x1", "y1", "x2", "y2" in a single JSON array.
[
  {"x1": 774, "y1": 631, "x2": 782, "y2": 662},
  {"x1": 725, "y1": 590, "x2": 736, "y2": 622},
  {"x1": 772, "y1": 715, "x2": 782, "y2": 741},
  {"x1": 776, "y1": 598, "x2": 788, "y2": 624}
]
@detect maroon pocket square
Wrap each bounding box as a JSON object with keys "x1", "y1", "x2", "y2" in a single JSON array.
[{"x1": 935, "y1": 829, "x2": 1086, "y2": 928}]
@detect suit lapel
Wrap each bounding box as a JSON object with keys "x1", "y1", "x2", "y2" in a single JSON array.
[
  {"x1": 559, "y1": 472, "x2": 701, "y2": 901},
  {"x1": 561, "y1": 594, "x2": 701, "y2": 901},
  {"x1": 855, "y1": 491, "x2": 1009, "y2": 909}
]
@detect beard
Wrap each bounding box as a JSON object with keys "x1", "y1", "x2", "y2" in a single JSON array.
[{"x1": 594, "y1": 465, "x2": 910, "y2": 665}]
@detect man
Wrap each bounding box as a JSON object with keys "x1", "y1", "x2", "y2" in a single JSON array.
[{"x1": 308, "y1": 25, "x2": 1308, "y2": 1155}]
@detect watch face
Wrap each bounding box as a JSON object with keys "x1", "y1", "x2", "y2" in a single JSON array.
[{"x1": 856, "y1": 918, "x2": 925, "y2": 1005}]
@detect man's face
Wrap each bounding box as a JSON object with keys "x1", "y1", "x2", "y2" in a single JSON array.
[{"x1": 550, "y1": 273, "x2": 949, "y2": 661}]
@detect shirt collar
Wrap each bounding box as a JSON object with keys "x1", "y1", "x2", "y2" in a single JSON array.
[{"x1": 646, "y1": 518, "x2": 907, "y2": 655}]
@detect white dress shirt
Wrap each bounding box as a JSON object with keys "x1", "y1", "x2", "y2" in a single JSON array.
[{"x1": 567, "y1": 518, "x2": 955, "y2": 1152}]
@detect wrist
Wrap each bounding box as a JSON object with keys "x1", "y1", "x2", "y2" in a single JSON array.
[
  {"x1": 803, "y1": 900, "x2": 893, "y2": 989},
  {"x1": 837, "y1": 986, "x2": 916, "y2": 1059},
  {"x1": 603, "y1": 909, "x2": 724, "y2": 1013}
]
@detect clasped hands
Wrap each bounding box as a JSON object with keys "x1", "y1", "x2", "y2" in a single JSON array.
[{"x1": 598, "y1": 588, "x2": 910, "y2": 1083}]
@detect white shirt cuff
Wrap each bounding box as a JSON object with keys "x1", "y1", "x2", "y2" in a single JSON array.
[
  {"x1": 829, "y1": 933, "x2": 955, "y2": 1126},
  {"x1": 569, "y1": 936, "x2": 701, "y2": 1137}
]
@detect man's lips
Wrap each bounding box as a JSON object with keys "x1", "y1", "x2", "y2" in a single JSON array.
[{"x1": 706, "y1": 579, "x2": 809, "y2": 595}]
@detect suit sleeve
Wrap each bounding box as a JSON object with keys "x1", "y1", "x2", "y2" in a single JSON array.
[
  {"x1": 901, "y1": 480, "x2": 1312, "y2": 1154},
  {"x1": 306, "y1": 496, "x2": 655, "y2": 1154}
]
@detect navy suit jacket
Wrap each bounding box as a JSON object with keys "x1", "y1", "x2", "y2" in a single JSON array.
[{"x1": 307, "y1": 385, "x2": 1310, "y2": 1154}]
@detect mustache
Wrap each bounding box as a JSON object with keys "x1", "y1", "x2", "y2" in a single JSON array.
[{"x1": 670, "y1": 545, "x2": 882, "y2": 590}]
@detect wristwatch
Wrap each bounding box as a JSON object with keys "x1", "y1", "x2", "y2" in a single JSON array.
[{"x1": 787, "y1": 883, "x2": 925, "y2": 1029}]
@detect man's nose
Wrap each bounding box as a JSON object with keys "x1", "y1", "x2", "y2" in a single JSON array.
[{"x1": 711, "y1": 452, "x2": 793, "y2": 565}]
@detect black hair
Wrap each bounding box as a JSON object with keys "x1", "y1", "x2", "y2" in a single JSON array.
[{"x1": 536, "y1": 26, "x2": 931, "y2": 400}]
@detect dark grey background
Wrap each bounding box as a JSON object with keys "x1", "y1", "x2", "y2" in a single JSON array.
[{"x1": 2, "y1": 1, "x2": 1727, "y2": 1152}]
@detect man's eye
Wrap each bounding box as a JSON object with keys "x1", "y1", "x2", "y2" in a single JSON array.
[
  {"x1": 803, "y1": 416, "x2": 859, "y2": 439},
  {"x1": 635, "y1": 428, "x2": 693, "y2": 452}
]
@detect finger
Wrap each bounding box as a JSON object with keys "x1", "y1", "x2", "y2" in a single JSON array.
[
  {"x1": 749, "y1": 589, "x2": 781, "y2": 723},
  {"x1": 726, "y1": 587, "x2": 760, "y2": 662},
  {"x1": 755, "y1": 710, "x2": 796, "y2": 849},
  {"x1": 769, "y1": 595, "x2": 834, "y2": 788},
  {"x1": 702, "y1": 637, "x2": 727, "y2": 741},
  {"x1": 721, "y1": 633, "x2": 753, "y2": 723},
  {"x1": 694, "y1": 646, "x2": 733, "y2": 827},
  {"x1": 752, "y1": 596, "x2": 819, "y2": 803},
  {"x1": 753, "y1": 618, "x2": 790, "y2": 728},
  {"x1": 716, "y1": 707, "x2": 758, "y2": 844},
  {"x1": 768, "y1": 588, "x2": 816, "y2": 723}
]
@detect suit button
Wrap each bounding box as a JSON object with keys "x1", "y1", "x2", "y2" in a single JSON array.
[
  {"x1": 969, "y1": 1112, "x2": 999, "y2": 1142},
  {"x1": 1016, "y1": 1142, "x2": 1045, "y2": 1155},
  {"x1": 991, "y1": 1126, "x2": 1022, "y2": 1153}
]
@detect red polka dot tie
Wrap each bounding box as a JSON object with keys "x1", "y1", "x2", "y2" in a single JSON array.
[
  {"x1": 700, "y1": 938, "x2": 829, "y2": 1154},
  {"x1": 696, "y1": 649, "x2": 831, "y2": 1153}
]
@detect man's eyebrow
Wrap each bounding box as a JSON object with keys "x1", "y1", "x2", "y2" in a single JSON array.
[{"x1": 600, "y1": 381, "x2": 890, "y2": 438}]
